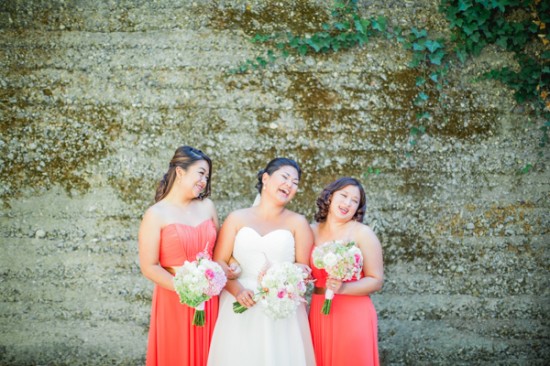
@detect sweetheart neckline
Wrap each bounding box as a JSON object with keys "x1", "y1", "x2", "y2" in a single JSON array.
[
  {"x1": 161, "y1": 219, "x2": 213, "y2": 231},
  {"x1": 238, "y1": 226, "x2": 293, "y2": 238}
]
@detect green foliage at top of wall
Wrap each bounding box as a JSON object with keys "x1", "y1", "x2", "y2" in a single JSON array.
[
  {"x1": 440, "y1": 0, "x2": 549, "y2": 111},
  {"x1": 231, "y1": 0, "x2": 549, "y2": 168}
]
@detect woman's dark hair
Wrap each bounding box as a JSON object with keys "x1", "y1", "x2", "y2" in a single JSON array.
[
  {"x1": 154, "y1": 146, "x2": 212, "y2": 202},
  {"x1": 314, "y1": 177, "x2": 366, "y2": 223},
  {"x1": 255, "y1": 157, "x2": 302, "y2": 193}
]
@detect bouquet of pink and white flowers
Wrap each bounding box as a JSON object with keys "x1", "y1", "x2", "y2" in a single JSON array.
[
  {"x1": 312, "y1": 240, "x2": 363, "y2": 315},
  {"x1": 173, "y1": 249, "x2": 227, "y2": 326},
  {"x1": 233, "y1": 261, "x2": 310, "y2": 320}
]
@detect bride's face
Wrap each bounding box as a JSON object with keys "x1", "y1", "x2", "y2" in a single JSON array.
[
  {"x1": 329, "y1": 185, "x2": 360, "y2": 222},
  {"x1": 263, "y1": 165, "x2": 300, "y2": 204}
]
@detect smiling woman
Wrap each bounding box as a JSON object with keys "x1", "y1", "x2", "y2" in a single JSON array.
[
  {"x1": 207, "y1": 157, "x2": 316, "y2": 366},
  {"x1": 138, "y1": 145, "x2": 221, "y2": 366},
  {"x1": 309, "y1": 177, "x2": 383, "y2": 366}
]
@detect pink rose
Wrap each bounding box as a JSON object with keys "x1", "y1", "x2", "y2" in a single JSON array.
[{"x1": 205, "y1": 269, "x2": 215, "y2": 280}]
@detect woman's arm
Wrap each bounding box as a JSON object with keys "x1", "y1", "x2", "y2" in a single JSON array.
[
  {"x1": 328, "y1": 223, "x2": 384, "y2": 296},
  {"x1": 204, "y1": 198, "x2": 220, "y2": 231},
  {"x1": 138, "y1": 207, "x2": 175, "y2": 291},
  {"x1": 293, "y1": 214, "x2": 314, "y2": 266}
]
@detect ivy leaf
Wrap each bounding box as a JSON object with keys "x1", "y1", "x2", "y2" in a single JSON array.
[
  {"x1": 458, "y1": 0, "x2": 472, "y2": 12},
  {"x1": 354, "y1": 19, "x2": 365, "y2": 34},
  {"x1": 413, "y1": 40, "x2": 426, "y2": 51},
  {"x1": 306, "y1": 38, "x2": 322, "y2": 52},
  {"x1": 372, "y1": 16, "x2": 387, "y2": 32},
  {"x1": 334, "y1": 22, "x2": 349, "y2": 31},
  {"x1": 416, "y1": 111, "x2": 431, "y2": 120},
  {"x1": 416, "y1": 77, "x2": 426, "y2": 86},
  {"x1": 425, "y1": 40, "x2": 442, "y2": 53},
  {"x1": 411, "y1": 27, "x2": 428, "y2": 39},
  {"x1": 456, "y1": 48, "x2": 468, "y2": 63},
  {"x1": 298, "y1": 45, "x2": 308, "y2": 56},
  {"x1": 492, "y1": 0, "x2": 508, "y2": 12},
  {"x1": 430, "y1": 73, "x2": 439, "y2": 82},
  {"x1": 496, "y1": 36, "x2": 508, "y2": 48},
  {"x1": 462, "y1": 23, "x2": 476, "y2": 36},
  {"x1": 429, "y1": 50, "x2": 445, "y2": 65}
]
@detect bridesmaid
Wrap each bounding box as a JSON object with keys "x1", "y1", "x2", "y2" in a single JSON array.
[
  {"x1": 309, "y1": 177, "x2": 384, "y2": 366},
  {"x1": 138, "y1": 146, "x2": 221, "y2": 366}
]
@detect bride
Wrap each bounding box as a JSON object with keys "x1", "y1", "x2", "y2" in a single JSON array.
[{"x1": 207, "y1": 157, "x2": 316, "y2": 366}]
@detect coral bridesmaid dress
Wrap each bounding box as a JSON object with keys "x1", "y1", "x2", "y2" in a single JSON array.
[
  {"x1": 309, "y1": 256, "x2": 379, "y2": 366},
  {"x1": 146, "y1": 219, "x2": 218, "y2": 366}
]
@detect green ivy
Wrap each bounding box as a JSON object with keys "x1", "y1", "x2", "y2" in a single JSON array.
[
  {"x1": 440, "y1": 0, "x2": 549, "y2": 109},
  {"x1": 232, "y1": 0, "x2": 549, "y2": 171},
  {"x1": 229, "y1": 0, "x2": 387, "y2": 73}
]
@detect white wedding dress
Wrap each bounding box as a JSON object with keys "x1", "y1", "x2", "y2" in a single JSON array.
[{"x1": 207, "y1": 227, "x2": 316, "y2": 366}]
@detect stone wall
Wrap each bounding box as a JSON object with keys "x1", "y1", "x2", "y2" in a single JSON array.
[{"x1": 0, "y1": 0, "x2": 548, "y2": 364}]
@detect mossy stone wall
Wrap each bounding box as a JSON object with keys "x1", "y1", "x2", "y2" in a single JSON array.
[{"x1": 0, "y1": 1, "x2": 548, "y2": 364}]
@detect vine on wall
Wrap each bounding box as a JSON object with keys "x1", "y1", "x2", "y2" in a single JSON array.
[{"x1": 231, "y1": 0, "x2": 549, "y2": 170}]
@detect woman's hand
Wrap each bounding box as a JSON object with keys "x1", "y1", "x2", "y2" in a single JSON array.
[
  {"x1": 226, "y1": 262, "x2": 242, "y2": 280},
  {"x1": 326, "y1": 278, "x2": 343, "y2": 294},
  {"x1": 295, "y1": 263, "x2": 312, "y2": 277},
  {"x1": 235, "y1": 289, "x2": 256, "y2": 308}
]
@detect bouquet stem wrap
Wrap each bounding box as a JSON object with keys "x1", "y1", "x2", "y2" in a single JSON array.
[
  {"x1": 321, "y1": 288, "x2": 335, "y2": 315},
  {"x1": 193, "y1": 302, "x2": 206, "y2": 326}
]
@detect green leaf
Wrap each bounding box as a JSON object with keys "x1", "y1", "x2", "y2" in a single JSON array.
[
  {"x1": 458, "y1": 0, "x2": 472, "y2": 12},
  {"x1": 334, "y1": 22, "x2": 349, "y2": 31},
  {"x1": 456, "y1": 48, "x2": 468, "y2": 63},
  {"x1": 495, "y1": 36, "x2": 508, "y2": 49},
  {"x1": 413, "y1": 40, "x2": 426, "y2": 51},
  {"x1": 462, "y1": 23, "x2": 477, "y2": 36},
  {"x1": 416, "y1": 111, "x2": 431, "y2": 120},
  {"x1": 306, "y1": 38, "x2": 322, "y2": 52},
  {"x1": 416, "y1": 77, "x2": 426, "y2": 86},
  {"x1": 411, "y1": 28, "x2": 428, "y2": 39},
  {"x1": 372, "y1": 16, "x2": 387, "y2": 32},
  {"x1": 354, "y1": 19, "x2": 365, "y2": 34},
  {"x1": 517, "y1": 163, "x2": 533, "y2": 175},
  {"x1": 430, "y1": 73, "x2": 439, "y2": 82},
  {"x1": 298, "y1": 45, "x2": 308, "y2": 56},
  {"x1": 425, "y1": 40, "x2": 442, "y2": 53},
  {"x1": 429, "y1": 50, "x2": 445, "y2": 65}
]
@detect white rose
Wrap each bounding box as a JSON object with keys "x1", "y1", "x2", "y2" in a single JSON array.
[{"x1": 323, "y1": 252, "x2": 338, "y2": 267}]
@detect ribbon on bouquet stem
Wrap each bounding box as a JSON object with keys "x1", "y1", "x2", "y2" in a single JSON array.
[{"x1": 321, "y1": 288, "x2": 335, "y2": 315}]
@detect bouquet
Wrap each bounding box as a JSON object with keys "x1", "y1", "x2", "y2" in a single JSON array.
[
  {"x1": 311, "y1": 240, "x2": 363, "y2": 315},
  {"x1": 173, "y1": 247, "x2": 227, "y2": 326},
  {"x1": 233, "y1": 261, "x2": 310, "y2": 320}
]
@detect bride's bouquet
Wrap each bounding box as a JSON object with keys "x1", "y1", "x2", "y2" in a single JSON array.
[
  {"x1": 311, "y1": 240, "x2": 363, "y2": 315},
  {"x1": 233, "y1": 261, "x2": 310, "y2": 320},
  {"x1": 173, "y1": 247, "x2": 227, "y2": 326}
]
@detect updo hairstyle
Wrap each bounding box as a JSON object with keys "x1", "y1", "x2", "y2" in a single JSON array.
[
  {"x1": 255, "y1": 157, "x2": 302, "y2": 193},
  {"x1": 154, "y1": 146, "x2": 212, "y2": 202}
]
